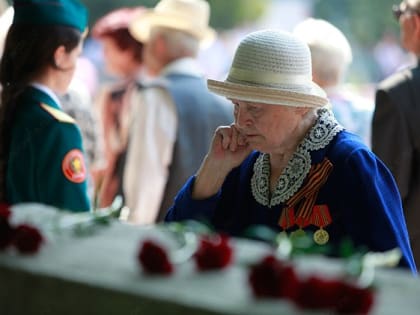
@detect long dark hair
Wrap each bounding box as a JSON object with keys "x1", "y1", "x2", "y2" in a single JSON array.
[{"x1": 0, "y1": 23, "x2": 81, "y2": 202}]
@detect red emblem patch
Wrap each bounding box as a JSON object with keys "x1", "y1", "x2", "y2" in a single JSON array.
[{"x1": 62, "y1": 149, "x2": 86, "y2": 183}]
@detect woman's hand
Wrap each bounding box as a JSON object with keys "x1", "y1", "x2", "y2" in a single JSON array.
[
  {"x1": 209, "y1": 124, "x2": 252, "y2": 171},
  {"x1": 192, "y1": 125, "x2": 252, "y2": 199}
]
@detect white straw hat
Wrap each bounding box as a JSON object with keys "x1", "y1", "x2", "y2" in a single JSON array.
[
  {"x1": 207, "y1": 29, "x2": 328, "y2": 108},
  {"x1": 129, "y1": 0, "x2": 216, "y2": 46}
]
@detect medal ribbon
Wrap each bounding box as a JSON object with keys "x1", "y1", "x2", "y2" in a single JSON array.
[
  {"x1": 278, "y1": 207, "x2": 295, "y2": 230},
  {"x1": 284, "y1": 158, "x2": 333, "y2": 228},
  {"x1": 311, "y1": 205, "x2": 332, "y2": 228}
]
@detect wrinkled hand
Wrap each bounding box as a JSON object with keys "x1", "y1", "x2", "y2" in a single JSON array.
[
  {"x1": 209, "y1": 124, "x2": 252, "y2": 173},
  {"x1": 192, "y1": 125, "x2": 252, "y2": 199}
]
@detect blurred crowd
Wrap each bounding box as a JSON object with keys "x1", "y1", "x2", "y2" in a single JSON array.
[{"x1": 0, "y1": 0, "x2": 415, "y2": 211}]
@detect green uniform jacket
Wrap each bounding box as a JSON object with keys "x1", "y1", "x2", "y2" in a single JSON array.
[{"x1": 6, "y1": 86, "x2": 91, "y2": 212}]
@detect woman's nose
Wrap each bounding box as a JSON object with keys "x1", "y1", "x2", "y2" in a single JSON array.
[{"x1": 235, "y1": 107, "x2": 251, "y2": 128}]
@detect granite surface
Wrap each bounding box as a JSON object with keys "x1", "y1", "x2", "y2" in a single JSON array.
[{"x1": 0, "y1": 204, "x2": 419, "y2": 315}]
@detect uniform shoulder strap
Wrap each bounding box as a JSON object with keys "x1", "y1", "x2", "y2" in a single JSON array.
[{"x1": 40, "y1": 103, "x2": 75, "y2": 124}]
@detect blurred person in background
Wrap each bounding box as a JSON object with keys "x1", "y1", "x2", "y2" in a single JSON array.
[
  {"x1": 124, "y1": 0, "x2": 233, "y2": 224},
  {"x1": 58, "y1": 61, "x2": 102, "y2": 200},
  {"x1": 373, "y1": 30, "x2": 410, "y2": 81},
  {"x1": 91, "y1": 6, "x2": 146, "y2": 208},
  {"x1": 0, "y1": 0, "x2": 91, "y2": 212},
  {"x1": 372, "y1": 0, "x2": 420, "y2": 269},
  {"x1": 294, "y1": 18, "x2": 374, "y2": 147}
]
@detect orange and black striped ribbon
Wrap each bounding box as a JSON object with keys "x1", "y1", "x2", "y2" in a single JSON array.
[
  {"x1": 278, "y1": 207, "x2": 295, "y2": 230},
  {"x1": 278, "y1": 158, "x2": 333, "y2": 229},
  {"x1": 311, "y1": 205, "x2": 332, "y2": 228}
]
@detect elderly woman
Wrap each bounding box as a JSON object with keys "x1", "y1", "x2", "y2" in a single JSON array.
[{"x1": 165, "y1": 30, "x2": 417, "y2": 272}]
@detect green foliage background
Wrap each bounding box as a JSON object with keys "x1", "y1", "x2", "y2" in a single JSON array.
[
  {"x1": 313, "y1": 0, "x2": 400, "y2": 47},
  {"x1": 83, "y1": 0, "x2": 269, "y2": 31},
  {"x1": 313, "y1": 0, "x2": 402, "y2": 82}
]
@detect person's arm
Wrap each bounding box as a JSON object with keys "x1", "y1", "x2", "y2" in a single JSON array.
[
  {"x1": 36, "y1": 122, "x2": 91, "y2": 212},
  {"x1": 165, "y1": 176, "x2": 222, "y2": 222},
  {"x1": 192, "y1": 125, "x2": 252, "y2": 199},
  {"x1": 372, "y1": 89, "x2": 412, "y2": 200},
  {"x1": 339, "y1": 146, "x2": 417, "y2": 273},
  {"x1": 166, "y1": 124, "x2": 252, "y2": 223}
]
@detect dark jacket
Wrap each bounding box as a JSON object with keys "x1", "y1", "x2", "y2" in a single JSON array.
[
  {"x1": 6, "y1": 86, "x2": 91, "y2": 212},
  {"x1": 372, "y1": 61, "x2": 420, "y2": 269}
]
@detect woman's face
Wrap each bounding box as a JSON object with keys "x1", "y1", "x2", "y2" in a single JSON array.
[
  {"x1": 232, "y1": 99, "x2": 304, "y2": 154},
  {"x1": 101, "y1": 37, "x2": 135, "y2": 77},
  {"x1": 55, "y1": 41, "x2": 83, "y2": 94},
  {"x1": 399, "y1": 2, "x2": 419, "y2": 52}
]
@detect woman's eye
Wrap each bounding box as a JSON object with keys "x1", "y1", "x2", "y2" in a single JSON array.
[{"x1": 248, "y1": 106, "x2": 260, "y2": 114}]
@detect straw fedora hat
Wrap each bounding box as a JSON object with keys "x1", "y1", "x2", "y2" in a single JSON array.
[
  {"x1": 129, "y1": 0, "x2": 216, "y2": 45},
  {"x1": 207, "y1": 29, "x2": 328, "y2": 108}
]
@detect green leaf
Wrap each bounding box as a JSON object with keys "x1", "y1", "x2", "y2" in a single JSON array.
[
  {"x1": 339, "y1": 238, "x2": 357, "y2": 258},
  {"x1": 242, "y1": 225, "x2": 278, "y2": 244}
]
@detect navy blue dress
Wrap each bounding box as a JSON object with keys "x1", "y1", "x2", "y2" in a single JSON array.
[{"x1": 166, "y1": 109, "x2": 417, "y2": 273}]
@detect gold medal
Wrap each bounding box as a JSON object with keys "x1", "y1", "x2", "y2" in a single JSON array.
[{"x1": 313, "y1": 228, "x2": 329, "y2": 245}]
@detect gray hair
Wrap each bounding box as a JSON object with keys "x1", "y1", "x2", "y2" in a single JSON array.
[
  {"x1": 293, "y1": 18, "x2": 352, "y2": 87},
  {"x1": 151, "y1": 26, "x2": 200, "y2": 59}
]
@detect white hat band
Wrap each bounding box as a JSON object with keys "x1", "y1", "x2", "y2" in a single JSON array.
[{"x1": 228, "y1": 67, "x2": 312, "y2": 87}]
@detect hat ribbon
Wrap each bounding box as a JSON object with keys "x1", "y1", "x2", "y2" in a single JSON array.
[{"x1": 228, "y1": 67, "x2": 312, "y2": 86}]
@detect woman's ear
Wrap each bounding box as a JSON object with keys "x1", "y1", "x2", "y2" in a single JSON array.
[
  {"x1": 154, "y1": 33, "x2": 167, "y2": 58},
  {"x1": 53, "y1": 45, "x2": 67, "y2": 69}
]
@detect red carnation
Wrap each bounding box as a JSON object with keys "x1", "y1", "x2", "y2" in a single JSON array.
[
  {"x1": 194, "y1": 234, "x2": 233, "y2": 271},
  {"x1": 138, "y1": 239, "x2": 173, "y2": 275},
  {"x1": 295, "y1": 276, "x2": 344, "y2": 310},
  {"x1": 294, "y1": 275, "x2": 375, "y2": 313},
  {"x1": 12, "y1": 224, "x2": 44, "y2": 254},
  {"x1": 334, "y1": 282, "x2": 375, "y2": 314},
  {"x1": 0, "y1": 203, "x2": 11, "y2": 219},
  {"x1": 249, "y1": 255, "x2": 299, "y2": 299}
]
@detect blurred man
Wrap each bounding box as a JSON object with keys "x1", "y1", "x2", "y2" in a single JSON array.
[
  {"x1": 123, "y1": 0, "x2": 233, "y2": 224},
  {"x1": 372, "y1": 0, "x2": 420, "y2": 269}
]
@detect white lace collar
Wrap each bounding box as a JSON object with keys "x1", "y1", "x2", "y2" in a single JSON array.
[{"x1": 251, "y1": 108, "x2": 343, "y2": 207}]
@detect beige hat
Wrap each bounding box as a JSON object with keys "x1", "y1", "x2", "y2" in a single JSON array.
[
  {"x1": 208, "y1": 29, "x2": 328, "y2": 108},
  {"x1": 129, "y1": 0, "x2": 216, "y2": 45}
]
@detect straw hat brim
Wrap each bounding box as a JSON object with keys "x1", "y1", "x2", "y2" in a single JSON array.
[
  {"x1": 207, "y1": 79, "x2": 328, "y2": 108},
  {"x1": 129, "y1": 10, "x2": 216, "y2": 46}
]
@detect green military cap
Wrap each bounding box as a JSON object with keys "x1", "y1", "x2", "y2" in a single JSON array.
[{"x1": 12, "y1": 0, "x2": 88, "y2": 33}]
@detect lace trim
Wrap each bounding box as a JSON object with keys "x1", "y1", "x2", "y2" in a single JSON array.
[{"x1": 251, "y1": 108, "x2": 343, "y2": 207}]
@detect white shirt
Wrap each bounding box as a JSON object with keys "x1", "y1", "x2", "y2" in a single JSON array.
[
  {"x1": 30, "y1": 82, "x2": 61, "y2": 107},
  {"x1": 123, "y1": 58, "x2": 204, "y2": 224}
]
